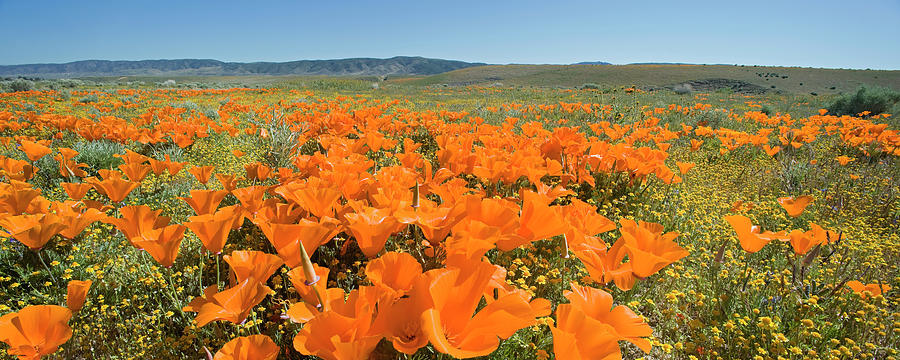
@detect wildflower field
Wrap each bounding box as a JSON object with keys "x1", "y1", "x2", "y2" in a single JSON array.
[{"x1": 0, "y1": 80, "x2": 897, "y2": 360}]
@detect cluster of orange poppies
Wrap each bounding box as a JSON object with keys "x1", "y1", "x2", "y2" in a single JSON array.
[
  {"x1": 725, "y1": 195, "x2": 891, "y2": 296},
  {"x1": 0, "y1": 111, "x2": 687, "y2": 359}
]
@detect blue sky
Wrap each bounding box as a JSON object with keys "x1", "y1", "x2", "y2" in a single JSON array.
[{"x1": 1, "y1": 0, "x2": 898, "y2": 69}]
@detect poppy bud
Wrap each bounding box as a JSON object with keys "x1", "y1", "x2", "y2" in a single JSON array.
[
  {"x1": 297, "y1": 240, "x2": 324, "y2": 308},
  {"x1": 66, "y1": 279, "x2": 92, "y2": 312},
  {"x1": 411, "y1": 181, "x2": 420, "y2": 208}
]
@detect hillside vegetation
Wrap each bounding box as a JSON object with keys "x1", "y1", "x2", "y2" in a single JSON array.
[{"x1": 402, "y1": 64, "x2": 900, "y2": 94}]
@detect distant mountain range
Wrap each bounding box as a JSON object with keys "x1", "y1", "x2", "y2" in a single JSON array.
[
  {"x1": 0, "y1": 57, "x2": 734, "y2": 78},
  {"x1": 0, "y1": 56, "x2": 488, "y2": 78}
]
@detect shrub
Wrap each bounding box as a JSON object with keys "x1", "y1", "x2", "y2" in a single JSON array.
[
  {"x1": 673, "y1": 83, "x2": 693, "y2": 94},
  {"x1": 9, "y1": 79, "x2": 34, "y2": 92},
  {"x1": 827, "y1": 85, "x2": 900, "y2": 116},
  {"x1": 248, "y1": 110, "x2": 305, "y2": 169},
  {"x1": 79, "y1": 94, "x2": 99, "y2": 103},
  {"x1": 73, "y1": 140, "x2": 125, "y2": 174}
]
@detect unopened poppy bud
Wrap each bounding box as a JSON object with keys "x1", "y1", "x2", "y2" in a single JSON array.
[
  {"x1": 714, "y1": 242, "x2": 726, "y2": 263},
  {"x1": 297, "y1": 240, "x2": 324, "y2": 308},
  {"x1": 66, "y1": 279, "x2": 92, "y2": 312}
]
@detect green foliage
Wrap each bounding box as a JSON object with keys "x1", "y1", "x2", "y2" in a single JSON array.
[
  {"x1": 827, "y1": 85, "x2": 900, "y2": 117},
  {"x1": 248, "y1": 111, "x2": 306, "y2": 169},
  {"x1": 78, "y1": 94, "x2": 99, "y2": 103},
  {"x1": 73, "y1": 140, "x2": 124, "y2": 174}
]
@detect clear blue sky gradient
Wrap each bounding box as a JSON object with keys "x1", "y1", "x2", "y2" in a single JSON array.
[{"x1": 1, "y1": 0, "x2": 898, "y2": 69}]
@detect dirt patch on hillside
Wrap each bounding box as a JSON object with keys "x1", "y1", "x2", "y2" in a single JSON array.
[{"x1": 671, "y1": 78, "x2": 769, "y2": 94}]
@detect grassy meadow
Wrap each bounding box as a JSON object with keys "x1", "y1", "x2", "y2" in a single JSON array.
[{"x1": 0, "y1": 74, "x2": 898, "y2": 360}]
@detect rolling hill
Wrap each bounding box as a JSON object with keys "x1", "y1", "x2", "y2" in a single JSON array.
[{"x1": 401, "y1": 64, "x2": 900, "y2": 94}]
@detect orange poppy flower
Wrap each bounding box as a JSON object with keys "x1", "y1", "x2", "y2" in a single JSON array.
[
  {"x1": 506, "y1": 191, "x2": 567, "y2": 251},
  {"x1": 231, "y1": 185, "x2": 271, "y2": 217},
  {"x1": 0, "y1": 156, "x2": 37, "y2": 181},
  {"x1": 244, "y1": 162, "x2": 271, "y2": 181},
  {"x1": 419, "y1": 262, "x2": 551, "y2": 358},
  {"x1": 675, "y1": 161, "x2": 695, "y2": 175},
  {"x1": 183, "y1": 278, "x2": 271, "y2": 327},
  {"x1": 189, "y1": 165, "x2": 215, "y2": 184},
  {"x1": 724, "y1": 215, "x2": 789, "y2": 253},
  {"x1": 729, "y1": 200, "x2": 755, "y2": 213},
  {"x1": 274, "y1": 179, "x2": 342, "y2": 219},
  {"x1": 132, "y1": 224, "x2": 186, "y2": 267},
  {"x1": 54, "y1": 153, "x2": 88, "y2": 178},
  {"x1": 394, "y1": 201, "x2": 466, "y2": 246},
  {"x1": 0, "y1": 305, "x2": 73, "y2": 359},
  {"x1": 689, "y1": 139, "x2": 703, "y2": 151},
  {"x1": 212, "y1": 334, "x2": 279, "y2": 360},
  {"x1": 0, "y1": 181, "x2": 42, "y2": 215},
  {"x1": 442, "y1": 230, "x2": 497, "y2": 267},
  {"x1": 224, "y1": 250, "x2": 284, "y2": 284},
  {"x1": 787, "y1": 229, "x2": 819, "y2": 256},
  {"x1": 216, "y1": 173, "x2": 240, "y2": 193},
  {"x1": 562, "y1": 199, "x2": 616, "y2": 249},
  {"x1": 107, "y1": 205, "x2": 170, "y2": 245},
  {"x1": 19, "y1": 140, "x2": 52, "y2": 162},
  {"x1": 185, "y1": 213, "x2": 234, "y2": 254},
  {"x1": 845, "y1": 281, "x2": 891, "y2": 298},
  {"x1": 97, "y1": 169, "x2": 124, "y2": 180},
  {"x1": 58, "y1": 147, "x2": 80, "y2": 161},
  {"x1": 618, "y1": 219, "x2": 688, "y2": 278},
  {"x1": 112, "y1": 149, "x2": 147, "y2": 164},
  {"x1": 777, "y1": 195, "x2": 813, "y2": 217},
  {"x1": 0, "y1": 213, "x2": 67, "y2": 251},
  {"x1": 452, "y1": 195, "x2": 521, "y2": 243},
  {"x1": 261, "y1": 219, "x2": 339, "y2": 267},
  {"x1": 762, "y1": 144, "x2": 781, "y2": 156},
  {"x1": 117, "y1": 162, "x2": 151, "y2": 182},
  {"x1": 216, "y1": 205, "x2": 247, "y2": 230},
  {"x1": 366, "y1": 259, "x2": 433, "y2": 352},
  {"x1": 180, "y1": 189, "x2": 229, "y2": 216},
  {"x1": 66, "y1": 280, "x2": 93, "y2": 312},
  {"x1": 572, "y1": 237, "x2": 637, "y2": 291},
  {"x1": 60, "y1": 182, "x2": 92, "y2": 201},
  {"x1": 292, "y1": 288, "x2": 381, "y2": 360},
  {"x1": 364, "y1": 251, "x2": 422, "y2": 299},
  {"x1": 53, "y1": 202, "x2": 106, "y2": 239},
  {"x1": 343, "y1": 206, "x2": 400, "y2": 258},
  {"x1": 232, "y1": 150, "x2": 245, "y2": 158},
  {"x1": 148, "y1": 155, "x2": 187, "y2": 176},
  {"x1": 88, "y1": 176, "x2": 138, "y2": 203},
  {"x1": 552, "y1": 284, "x2": 652, "y2": 360},
  {"x1": 371, "y1": 293, "x2": 429, "y2": 355},
  {"x1": 835, "y1": 156, "x2": 854, "y2": 166}
]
